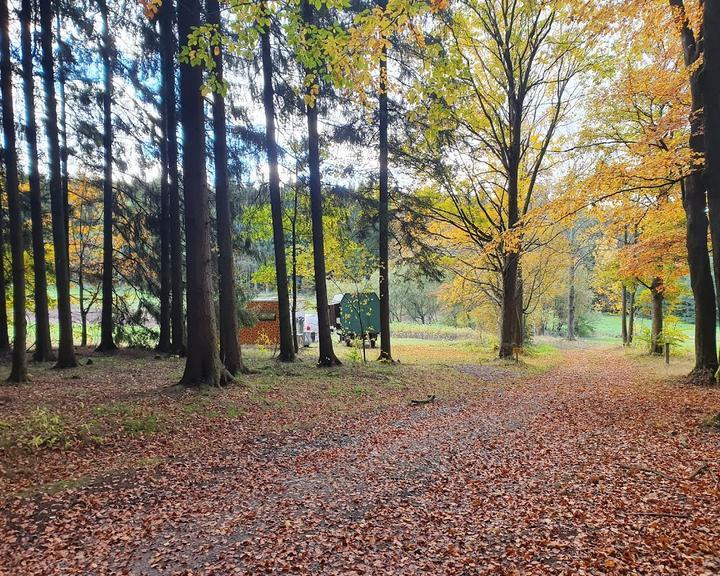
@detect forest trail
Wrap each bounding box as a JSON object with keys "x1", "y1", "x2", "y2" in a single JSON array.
[{"x1": 3, "y1": 348, "x2": 720, "y2": 575}]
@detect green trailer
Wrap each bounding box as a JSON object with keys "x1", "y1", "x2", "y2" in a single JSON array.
[{"x1": 329, "y1": 292, "x2": 381, "y2": 347}]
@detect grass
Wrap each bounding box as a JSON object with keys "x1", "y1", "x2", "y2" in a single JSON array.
[{"x1": 588, "y1": 312, "x2": 697, "y2": 355}]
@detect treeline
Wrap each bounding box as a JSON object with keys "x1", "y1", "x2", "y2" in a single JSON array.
[
  {"x1": 1, "y1": 0, "x2": 720, "y2": 386},
  {"x1": 0, "y1": 0, "x2": 414, "y2": 385}
]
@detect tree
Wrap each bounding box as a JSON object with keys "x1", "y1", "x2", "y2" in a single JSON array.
[
  {"x1": 705, "y1": 0, "x2": 720, "y2": 361},
  {"x1": 301, "y1": 0, "x2": 341, "y2": 366},
  {"x1": 377, "y1": 0, "x2": 392, "y2": 361},
  {"x1": 20, "y1": 0, "x2": 54, "y2": 361},
  {"x1": 39, "y1": 0, "x2": 77, "y2": 368},
  {"x1": 68, "y1": 179, "x2": 103, "y2": 347},
  {"x1": 0, "y1": 171, "x2": 8, "y2": 355},
  {"x1": 403, "y1": 0, "x2": 588, "y2": 358},
  {"x1": 158, "y1": 0, "x2": 185, "y2": 355},
  {"x1": 669, "y1": 0, "x2": 718, "y2": 374},
  {"x1": 1, "y1": 0, "x2": 28, "y2": 382},
  {"x1": 260, "y1": 12, "x2": 295, "y2": 362},
  {"x1": 97, "y1": 0, "x2": 117, "y2": 351},
  {"x1": 207, "y1": 0, "x2": 245, "y2": 374},
  {"x1": 177, "y1": 0, "x2": 224, "y2": 386},
  {"x1": 56, "y1": 9, "x2": 70, "y2": 250}
]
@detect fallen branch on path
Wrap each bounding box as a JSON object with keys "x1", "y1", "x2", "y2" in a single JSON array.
[
  {"x1": 410, "y1": 395, "x2": 436, "y2": 406},
  {"x1": 688, "y1": 462, "x2": 709, "y2": 480},
  {"x1": 617, "y1": 463, "x2": 676, "y2": 480},
  {"x1": 631, "y1": 512, "x2": 691, "y2": 519}
]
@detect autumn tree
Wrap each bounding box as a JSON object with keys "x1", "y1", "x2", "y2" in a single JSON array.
[
  {"x1": 705, "y1": 0, "x2": 720, "y2": 345},
  {"x1": 668, "y1": 0, "x2": 718, "y2": 374},
  {"x1": 403, "y1": 0, "x2": 589, "y2": 357}
]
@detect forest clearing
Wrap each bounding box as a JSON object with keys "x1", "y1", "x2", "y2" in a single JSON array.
[
  {"x1": 2, "y1": 0, "x2": 720, "y2": 572},
  {"x1": 2, "y1": 342, "x2": 720, "y2": 574}
]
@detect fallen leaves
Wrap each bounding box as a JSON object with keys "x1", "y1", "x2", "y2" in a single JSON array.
[{"x1": 0, "y1": 347, "x2": 719, "y2": 574}]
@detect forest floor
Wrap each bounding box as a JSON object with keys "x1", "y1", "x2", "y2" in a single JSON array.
[{"x1": 1, "y1": 343, "x2": 719, "y2": 574}]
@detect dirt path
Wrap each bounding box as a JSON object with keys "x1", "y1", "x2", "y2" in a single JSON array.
[{"x1": 3, "y1": 349, "x2": 720, "y2": 575}]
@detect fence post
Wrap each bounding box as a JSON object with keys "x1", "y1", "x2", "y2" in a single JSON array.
[{"x1": 665, "y1": 342, "x2": 670, "y2": 365}]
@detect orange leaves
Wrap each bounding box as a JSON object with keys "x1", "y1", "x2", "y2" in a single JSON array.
[
  {"x1": 138, "y1": 0, "x2": 162, "y2": 20},
  {"x1": 430, "y1": 0, "x2": 449, "y2": 12}
]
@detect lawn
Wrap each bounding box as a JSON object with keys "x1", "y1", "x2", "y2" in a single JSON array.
[{"x1": 588, "y1": 312, "x2": 697, "y2": 355}]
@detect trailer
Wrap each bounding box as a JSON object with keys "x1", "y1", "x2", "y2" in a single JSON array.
[{"x1": 329, "y1": 292, "x2": 381, "y2": 348}]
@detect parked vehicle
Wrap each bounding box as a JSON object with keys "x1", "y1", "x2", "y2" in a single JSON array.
[{"x1": 302, "y1": 313, "x2": 318, "y2": 347}]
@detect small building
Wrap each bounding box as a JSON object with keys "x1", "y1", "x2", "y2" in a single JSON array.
[
  {"x1": 239, "y1": 299, "x2": 282, "y2": 345},
  {"x1": 239, "y1": 298, "x2": 307, "y2": 348}
]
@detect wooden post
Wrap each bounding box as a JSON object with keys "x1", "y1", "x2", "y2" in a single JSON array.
[
  {"x1": 513, "y1": 346, "x2": 521, "y2": 364},
  {"x1": 665, "y1": 342, "x2": 670, "y2": 365}
]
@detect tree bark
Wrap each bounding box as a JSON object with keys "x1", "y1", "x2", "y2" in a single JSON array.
[
  {"x1": 291, "y1": 179, "x2": 299, "y2": 354},
  {"x1": 670, "y1": 0, "x2": 719, "y2": 373},
  {"x1": 704, "y1": 0, "x2": 720, "y2": 347},
  {"x1": 0, "y1": 0, "x2": 28, "y2": 382},
  {"x1": 20, "y1": 0, "x2": 53, "y2": 362},
  {"x1": 177, "y1": 0, "x2": 224, "y2": 386},
  {"x1": 302, "y1": 0, "x2": 340, "y2": 367},
  {"x1": 39, "y1": 0, "x2": 77, "y2": 368},
  {"x1": 0, "y1": 169, "x2": 9, "y2": 355},
  {"x1": 377, "y1": 7, "x2": 392, "y2": 362},
  {"x1": 96, "y1": 0, "x2": 116, "y2": 352},
  {"x1": 621, "y1": 285, "x2": 628, "y2": 344},
  {"x1": 650, "y1": 277, "x2": 664, "y2": 355},
  {"x1": 499, "y1": 96, "x2": 522, "y2": 358},
  {"x1": 628, "y1": 289, "x2": 636, "y2": 343},
  {"x1": 567, "y1": 265, "x2": 576, "y2": 340},
  {"x1": 208, "y1": 0, "x2": 244, "y2": 374},
  {"x1": 158, "y1": 117, "x2": 171, "y2": 352},
  {"x1": 160, "y1": 0, "x2": 185, "y2": 355},
  {"x1": 260, "y1": 17, "x2": 294, "y2": 362},
  {"x1": 55, "y1": 12, "x2": 69, "y2": 252}
]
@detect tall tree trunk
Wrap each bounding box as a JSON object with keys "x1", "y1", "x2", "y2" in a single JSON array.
[
  {"x1": 499, "y1": 98, "x2": 522, "y2": 358},
  {"x1": 628, "y1": 289, "x2": 636, "y2": 343},
  {"x1": 377, "y1": 9, "x2": 392, "y2": 362},
  {"x1": 160, "y1": 0, "x2": 185, "y2": 355},
  {"x1": 55, "y1": 12, "x2": 69, "y2": 250},
  {"x1": 621, "y1": 285, "x2": 628, "y2": 344},
  {"x1": 705, "y1": 0, "x2": 720, "y2": 355},
  {"x1": 20, "y1": 0, "x2": 53, "y2": 361},
  {"x1": 621, "y1": 227, "x2": 628, "y2": 344},
  {"x1": 500, "y1": 251, "x2": 520, "y2": 356},
  {"x1": 177, "y1": 0, "x2": 224, "y2": 386},
  {"x1": 78, "y1": 259, "x2": 86, "y2": 347},
  {"x1": 650, "y1": 277, "x2": 664, "y2": 355},
  {"x1": 97, "y1": 0, "x2": 116, "y2": 352},
  {"x1": 291, "y1": 180, "x2": 299, "y2": 354},
  {"x1": 158, "y1": 126, "x2": 171, "y2": 352},
  {"x1": 0, "y1": 0, "x2": 28, "y2": 382},
  {"x1": 260, "y1": 18, "x2": 295, "y2": 362},
  {"x1": 0, "y1": 172, "x2": 9, "y2": 354},
  {"x1": 302, "y1": 0, "x2": 340, "y2": 367},
  {"x1": 567, "y1": 265, "x2": 576, "y2": 340},
  {"x1": 670, "y1": 0, "x2": 719, "y2": 373},
  {"x1": 207, "y1": 0, "x2": 244, "y2": 374},
  {"x1": 39, "y1": 0, "x2": 76, "y2": 368}
]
